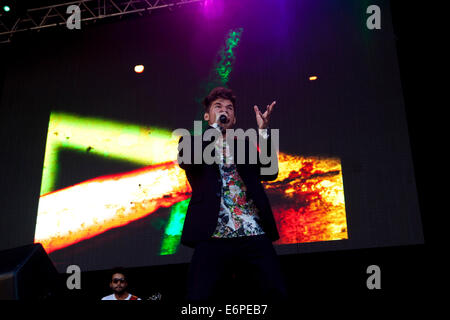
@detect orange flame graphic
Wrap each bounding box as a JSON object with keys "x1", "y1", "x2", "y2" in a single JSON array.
[{"x1": 35, "y1": 152, "x2": 347, "y2": 253}]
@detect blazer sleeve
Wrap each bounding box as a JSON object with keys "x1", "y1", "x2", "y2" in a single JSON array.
[{"x1": 177, "y1": 135, "x2": 203, "y2": 171}]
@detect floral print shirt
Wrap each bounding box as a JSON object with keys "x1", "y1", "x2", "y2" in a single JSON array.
[{"x1": 211, "y1": 132, "x2": 265, "y2": 238}]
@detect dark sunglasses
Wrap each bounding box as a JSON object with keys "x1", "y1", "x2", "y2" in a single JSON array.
[{"x1": 112, "y1": 278, "x2": 126, "y2": 284}]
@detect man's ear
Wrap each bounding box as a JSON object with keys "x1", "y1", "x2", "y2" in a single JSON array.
[
  {"x1": 204, "y1": 113, "x2": 209, "y2": 121},
  {"x1": 232, "y1": 117, "x2": 236, "y2": 125}
]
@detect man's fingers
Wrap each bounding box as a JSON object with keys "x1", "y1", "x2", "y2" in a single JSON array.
[
  {"x1": 254, "y1": 105, "x2": 263, "y2": 118},
  {"x1": 260, "y1": 105, "x2": 267, "y2": 117},
  {"x1": 262, "y1": 101, "x2": 276, "y2": 117},
  {"x1": 268, "y1": 101, "x2": 276, "y2": 115},
  {"x1": 255, "y1": 102, "x2": 276, "y2": 122}
]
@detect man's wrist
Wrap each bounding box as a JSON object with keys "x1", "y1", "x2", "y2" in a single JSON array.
[{"x1": 258, "y1": 127, "x2": 269, "y2": 139}]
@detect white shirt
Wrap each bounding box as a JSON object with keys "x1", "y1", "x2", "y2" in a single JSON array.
[
  {"x1": 210, "y1": 123, "x2": 269, "y2": 165},
  {"x1": 101, "y1": 293, "x2": 141, "y2": 300}
]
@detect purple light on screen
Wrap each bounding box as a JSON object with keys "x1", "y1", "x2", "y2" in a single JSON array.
[{"x1": 202, "y1": 0, "x2": 225, "y2": 20}]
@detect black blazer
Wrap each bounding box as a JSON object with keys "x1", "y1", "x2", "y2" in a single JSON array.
[{"x1": 177, "y1": 125, "x2": 279, "y2": 248}]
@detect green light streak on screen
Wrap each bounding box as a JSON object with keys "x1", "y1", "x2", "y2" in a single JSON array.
[
  {"x1": 40, "y1": 111, "x2": 175, "y2": 195},
  {"x1": 160, "y1": 198, "x2": 190, "y2": 255},
  {"x1": 215, "y1": 28, "x2": 243, "y2": 84}
]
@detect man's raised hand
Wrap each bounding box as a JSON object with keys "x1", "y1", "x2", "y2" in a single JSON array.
[{"x1": 254, "y1": 101, "x2": 276, "y2": 129}]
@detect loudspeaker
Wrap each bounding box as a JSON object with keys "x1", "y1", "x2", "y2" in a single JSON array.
[{"x1": 0, "y1": 243, "x2": 59, "y2": 300}]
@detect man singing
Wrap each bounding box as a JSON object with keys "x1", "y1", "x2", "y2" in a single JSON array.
[{"x1": 177, "y1": 87, "x2": 287, "y2": 302}]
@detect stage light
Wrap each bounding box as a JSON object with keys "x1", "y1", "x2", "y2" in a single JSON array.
[
  {"x1": 309, "y1": 76, "x2": 318, "y2": 81},
  {"x1": 134, "y1": 65, "x2": 144, "y2": 73},
  {"x1": 202, "y1": 0, "x2": 224, "y2": 20},
  {"x1": 3, "y1": 5, "x2": 11, "y2": 12}
]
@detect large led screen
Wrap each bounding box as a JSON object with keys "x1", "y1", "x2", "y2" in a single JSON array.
[{"x1": 26, "y1": 0, "x2": 423, "y2": 272}]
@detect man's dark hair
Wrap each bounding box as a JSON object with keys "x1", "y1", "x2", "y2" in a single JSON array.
[
  {"x1": 203, "y1": 87, "x2": 236, "y2": 112},
  {"x1": 110, "y1": 267, "x2": 128, "y2": 282}
]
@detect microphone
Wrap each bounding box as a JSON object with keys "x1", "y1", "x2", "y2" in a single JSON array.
[{"x1": 219, "y1": 114, "x2": 228, "y2": 124}]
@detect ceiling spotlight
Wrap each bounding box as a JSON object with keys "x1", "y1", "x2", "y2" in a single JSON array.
[
  {"x1": 134, "y1": 65, "x2": 144, "y2": 73},
  {"x1": 309, "y1": 76, "x2": 318, "y2": 81}
]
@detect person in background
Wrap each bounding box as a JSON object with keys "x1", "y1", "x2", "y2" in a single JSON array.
[{"x1": 101, "y1": 267, "x2": 141, "y2": 300}]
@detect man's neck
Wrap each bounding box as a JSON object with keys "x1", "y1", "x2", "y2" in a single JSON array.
[
  {"x1": 209, "y1": 122, "x2": 227, "y2": 139},
  {"x1": 114, "y1": 292, "x2": 129, "y2": 300}
]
